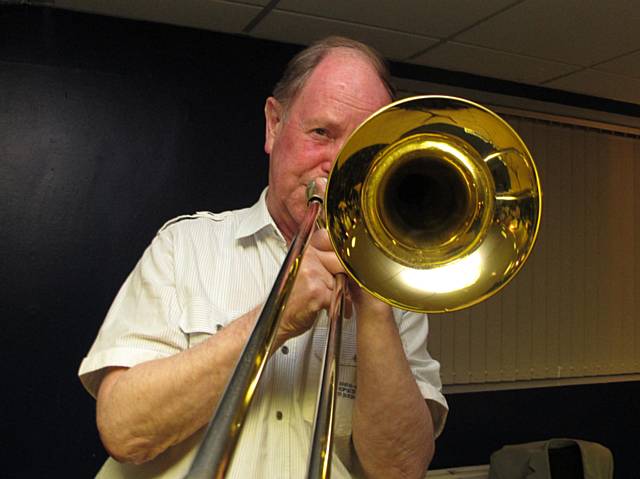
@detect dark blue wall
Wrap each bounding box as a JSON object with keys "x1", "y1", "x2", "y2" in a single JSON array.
[{"x1": 1, "y1": 6, "x2": 637, "y2": 478}]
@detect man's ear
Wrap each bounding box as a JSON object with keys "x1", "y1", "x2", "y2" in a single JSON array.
[{"x1": 264, "y1": 97, "x2": 283, "y2": 155}]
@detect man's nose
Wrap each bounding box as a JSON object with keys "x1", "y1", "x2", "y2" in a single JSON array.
[
  {"x1": 320, "y1": 158, "x2": 332, "y2": 176},
  {"x1": 323, "y1": 140, "x2": 346, "y2": 173}
]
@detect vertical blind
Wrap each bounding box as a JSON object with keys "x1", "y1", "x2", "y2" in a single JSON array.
[{"x1": 427, "y1": 113, "x2": 640, "y2": 387}]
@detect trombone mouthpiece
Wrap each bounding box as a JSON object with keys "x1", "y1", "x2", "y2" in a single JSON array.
[{"x1": 306, "y1": 178, "x2": 326, "y2": 204}]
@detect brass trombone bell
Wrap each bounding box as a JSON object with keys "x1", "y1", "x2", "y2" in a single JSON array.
[{"x1": 325, "y1": 95, "x2": 542, "y2": 312}]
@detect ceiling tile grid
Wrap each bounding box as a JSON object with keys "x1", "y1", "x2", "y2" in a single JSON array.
[
  {"x1": 595, "y1": 49, "x2": 640, "y2": 79},
  {"x1": 251, "y1": 10, "x2": 439, "y2": 61},
  {"x1": 412, "y1": 41, "x2": 579, "y2": 84},
  {"x1": 273, "y1": 0, "x2": 519, "y2": 39},
  {"x1": 248, "y1": 0, "x2": 640, "y2": 105},
  {"x1": 454, "y1": 0, "x2": 640, "y2": 66},
  {"x1": 545, "y1": 68, "x2": 640, "y2": 105},
  {"x1": 29, "y1": 0, "x2": 640, "y2": 107}
]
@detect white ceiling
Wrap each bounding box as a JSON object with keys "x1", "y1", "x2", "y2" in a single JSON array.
[{"x1": 48, "y1": 0, "x2": 640, "y2": 107}]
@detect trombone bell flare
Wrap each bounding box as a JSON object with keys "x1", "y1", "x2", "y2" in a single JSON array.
[{"x1": 325, "y1": 95, "x2": 542, "y2": 313}]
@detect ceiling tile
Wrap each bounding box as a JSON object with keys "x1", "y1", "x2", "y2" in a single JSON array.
[
  {"x1": 54, "y1": 0, "x2": 263, "y2": 33},
  {"x1": 275, "y1": 0, "x2": 516, "y2": 38},
  {"x1": 250, "y1": 10, "x2": 438, "y2": 60},
  {"x1": 595, "y1": 50, "x2": 640, "y2": 79},
  {"x1": 545, "y1": 69, "x2": 640, "y2": 105},
  {"x1": 456, "y1": 0, "x2": 640, "y2": 66},
  {"x1": 413, "y1": 41, "x2": 578, "y2": 84}
]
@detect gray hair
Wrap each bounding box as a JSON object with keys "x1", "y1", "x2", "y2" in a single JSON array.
[{"x1": 272, "y1": 36, "x2": 396, "y2": 110}]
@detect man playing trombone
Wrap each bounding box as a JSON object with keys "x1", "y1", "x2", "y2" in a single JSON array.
[{"x1": 79, "y1": 36, "x2": 448, "y2": 478}]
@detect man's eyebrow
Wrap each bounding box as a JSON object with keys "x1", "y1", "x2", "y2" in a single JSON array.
[{"x1": 302, "y1": 116, "x2": 341, "y2": 131}]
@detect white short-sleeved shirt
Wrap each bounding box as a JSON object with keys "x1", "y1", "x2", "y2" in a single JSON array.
[{"x1": 79, "y1": 188, "x2": 448, "y2": 478}]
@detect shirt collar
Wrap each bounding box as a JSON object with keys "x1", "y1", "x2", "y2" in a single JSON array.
[{"x1": 235, "y1": 187, "x2": 285, "y2": 242}]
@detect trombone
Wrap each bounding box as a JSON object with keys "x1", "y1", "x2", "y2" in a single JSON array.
[{"x1": 186, "y1": 96, "x2": 542, "y2": 479}]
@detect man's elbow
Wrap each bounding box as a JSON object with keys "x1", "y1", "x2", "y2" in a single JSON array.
[
  {"x1": 356, "y1": 437, "x2": 435, "y2": 479},
  {"x1": 420, "y1": 440, "x2": 436, "y2": 477},
  {"x1": 395, "y1": 441, "x2": 435, "y2": 479},
  {"x1": 95, "y1": 367, "x2": 163, "y2": 464},
  {"x1": 362, "y1": 458, "x2": 432, "y2": 479},
  {"x1": 97, "y1": 418, "x2": 163, "y2": 465},
  {"x1": 99, "y1": 428, "x2": 158, "y2": 464}
]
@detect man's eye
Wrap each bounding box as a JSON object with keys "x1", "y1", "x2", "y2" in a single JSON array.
[{"x1": 312, "y1": 128, "x2": 329, "y2": 137}]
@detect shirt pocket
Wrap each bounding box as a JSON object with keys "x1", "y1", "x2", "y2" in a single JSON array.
[{"x1": 178, "y1": 296, "x2": 242, "y2": 348}]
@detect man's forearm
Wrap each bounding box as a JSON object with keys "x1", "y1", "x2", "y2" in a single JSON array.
[
  {"x1": 96, "y1": 306, "x2": 259, "y2": 464},
  {"x1": 352, "y1": 305, "x2": 434, "y2": 479}
]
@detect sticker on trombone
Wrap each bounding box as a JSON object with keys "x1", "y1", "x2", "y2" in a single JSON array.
[{"x1": 338, "y1": 381, "x2": 356, "y2": 399}]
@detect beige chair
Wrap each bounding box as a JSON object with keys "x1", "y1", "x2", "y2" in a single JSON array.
[{"x1": 488, "y1": 438, "x2": 613, "y2": 479}]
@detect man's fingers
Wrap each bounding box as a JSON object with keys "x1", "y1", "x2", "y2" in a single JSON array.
[
  {"x1": 309, "y1": 228, "x2": 332, "y2": 250},
  {"x1": 308, "y1": 229, "x2": 344, "y2": 277},
  {"x1": 313, "y1": 249, "x2": 344, "y2": 277}
]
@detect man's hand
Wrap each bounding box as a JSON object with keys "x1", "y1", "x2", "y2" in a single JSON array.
[
  {"x1": 276, "y1": 228, "x2": 347, "y2": 344},
  {"x1": 347, "y1": 276, "x2": 392, "y2": 320}
]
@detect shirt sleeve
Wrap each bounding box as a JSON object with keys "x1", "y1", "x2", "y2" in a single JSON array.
[
  {"x1": 78, "y1": 227, "x2": 187, "y2": 398},
  {"x1": 394, "y1": 309, "x2": 449, "y2": 438}
]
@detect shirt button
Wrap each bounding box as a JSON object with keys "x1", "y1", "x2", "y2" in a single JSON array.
[
  {"x1": 276, "y1": 411, "x2": 283, "y2": 420},
  {"x1": 281, "y1": 346, "x2": 289, "y2": 355}
]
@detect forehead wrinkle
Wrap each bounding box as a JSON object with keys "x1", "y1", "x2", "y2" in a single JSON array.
[
  {"x1": 330, "y1": 86, "x2": 386, "y2": 115},
  {"x1": 287, "y1": 53, "x2": 390, "y2": 131}
]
